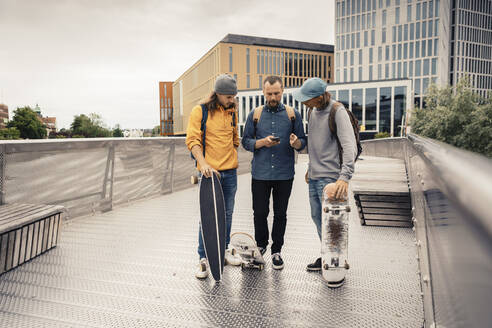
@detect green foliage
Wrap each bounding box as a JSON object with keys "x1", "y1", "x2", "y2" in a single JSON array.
[
  {"x1": 112, "y1": 124, "x2": 124, "y2": 137},
  {"x1": 70, "y1": 113, "x2": 112, "y2": 138},
  {"x1": 7, "y1": 106, "x2": 47, "y2": 139},
  {"x1": 152, "y1": 125, "x2": 161, "y2": 137},
  {"x1": 375, "y1": 132, "x2": 391, "y2": 139},
  {"x1": 410, "y1": 78, "x2": 492, "y2": 157},
  {"x1": 0, "y1": 127, "x2": 21, "y2": 140}
]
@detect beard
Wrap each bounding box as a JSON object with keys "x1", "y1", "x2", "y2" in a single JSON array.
[{"x1": 268, "y1": 100, "x2": 279, "y2": 107}]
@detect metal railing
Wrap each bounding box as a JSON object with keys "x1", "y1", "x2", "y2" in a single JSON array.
[
  {"x1": 362, "y1": 135, "x2": 492, "y2": 328},
  {"x1": 0, "y1": 137, "x2": 252, "y2": 219}
]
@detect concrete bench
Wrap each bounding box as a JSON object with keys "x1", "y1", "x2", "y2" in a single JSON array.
[{"x1": 0, "y1": 204, "x2": 64, "y2": 275}]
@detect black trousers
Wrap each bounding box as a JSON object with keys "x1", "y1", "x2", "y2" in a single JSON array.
[{"x1": 252, "y1": 178, "x2": 294, "y2": 254}]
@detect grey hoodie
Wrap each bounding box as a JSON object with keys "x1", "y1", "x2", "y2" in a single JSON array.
[{"x1": 308, "y1": 99, "x2": 357, "y2": 182}]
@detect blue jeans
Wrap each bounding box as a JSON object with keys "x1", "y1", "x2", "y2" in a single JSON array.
[
  {"x1": 198, "y1": 169, "x2": 237, "y2": 259},
  {"x1": 309, "y1": 177, "x2": 337, "y2": 240}
]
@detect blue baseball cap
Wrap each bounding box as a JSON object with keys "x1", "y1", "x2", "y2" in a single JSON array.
[{"x1": 293, "y1": 78, "x2": 328, "y2": 103}]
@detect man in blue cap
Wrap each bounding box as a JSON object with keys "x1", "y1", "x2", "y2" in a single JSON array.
[{"x1": 293, "y1": 77, "x2": 357, "y2": 272}]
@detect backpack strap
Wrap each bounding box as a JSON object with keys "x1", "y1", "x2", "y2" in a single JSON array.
[
  {"x1": 285, "y1": 105, "x2": 296, "y2": 132},
  {"x1": 200, "y1": 104, "x2": 208, "y2": 158},
  {"x1": 328, "y1": 101, "x2": 345, "y2": 165},
  {"x1": 252, "y1": 106, "x2": 264, "y2": 138}
]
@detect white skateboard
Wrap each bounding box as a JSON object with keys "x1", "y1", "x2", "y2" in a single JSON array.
[{"x1": 321, "y1": 196, "x2": 350, "y2": 288}]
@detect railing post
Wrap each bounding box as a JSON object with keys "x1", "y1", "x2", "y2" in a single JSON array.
[
  {"x1": 101, "y1": 144, "x2": 115, "y2": 211},
  {"x1": 162, "y1": 141, "x2": 175, "y2": 194},
  {"x1": 0, "y1": 144, "x2": 5, "y2": 205}
]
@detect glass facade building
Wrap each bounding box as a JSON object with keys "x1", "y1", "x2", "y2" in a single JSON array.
[
  {"x1": 335, "y1": 0, "x2": 492, "y2": 107},
  {"x1": 236, "y1": 79, "x2": 412, "y2": 139}
]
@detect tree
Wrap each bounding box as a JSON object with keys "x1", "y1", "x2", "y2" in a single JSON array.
[
  {"x1": 152, "y1": 125, "x2": 161, "y2": 137},
  {"x1": 70, "y1": 113, "x2": 112, "y2": 138},
  {"x1": 0, "y1": 127, "x2": 21, "y2": 140},
  {"x1": 113, "y1": 124, "x2": 124, "y2": 137},
  {"x1": 7, "y1": 106, "x2": 47, "y2": 139},
  {"x1": 410, "y1": 78, "x2": 492, "y2": 157}
]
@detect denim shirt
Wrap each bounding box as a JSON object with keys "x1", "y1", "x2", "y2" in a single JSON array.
[{"x1": 241, "y1": 103, "x2": 307, "y2": 180}]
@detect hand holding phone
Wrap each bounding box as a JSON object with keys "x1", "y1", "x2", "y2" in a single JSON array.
[{"x1": 271, "y1": 137, "x2": 280, "y2": 142}]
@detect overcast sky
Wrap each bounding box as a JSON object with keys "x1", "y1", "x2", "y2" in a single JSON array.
[{"x1": 0, "y1": 0, "x2": 335, "y2": 130}]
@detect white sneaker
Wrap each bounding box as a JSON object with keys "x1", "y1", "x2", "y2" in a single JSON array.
[
  {"x1": 225, "y1": 248, "x2": 241, "y2": 266},
  {"x1": 195, "y1": 258, "x2": 209, "y2": 279}
]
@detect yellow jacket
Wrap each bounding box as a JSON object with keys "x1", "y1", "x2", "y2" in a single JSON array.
[{"x1": 185, "y1": 104, "x2": 239, "y2": 171}]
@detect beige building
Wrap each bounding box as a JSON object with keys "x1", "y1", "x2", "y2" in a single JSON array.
[{"x1": 172, "y1": 34, "x2": 334, "y2": 135}]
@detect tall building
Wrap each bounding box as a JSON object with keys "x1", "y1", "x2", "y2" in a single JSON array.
[
  {"x1": 159, "y1": 82, "x2": 174, "y2": 136},
  {"x1": 0, "y1": 104, "x2": 8, "y2": 129},
  {"x1": 172, "y1": 34, "x2": 334, "y2": 135},
  {"x1": 335, "y1": 0, "x2": 492, "y2": 108}
]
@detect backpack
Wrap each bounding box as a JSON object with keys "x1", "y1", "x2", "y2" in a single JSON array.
[
  {"x1": 308, "y1": 102, "x2": 362, "y2": 165},
  {"x1": 191, "y1": 104, "x2": 236, "y2": 164},
  {"x1": 252, "y1": 105, "x2": 295, "y2": 137}
]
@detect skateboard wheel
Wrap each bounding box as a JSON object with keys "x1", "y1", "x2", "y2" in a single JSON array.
[
  {"x1": 344, "y1": 262, "x2": 350, "y2": 269},
  {"x1": 259, "y1": 264, "x2": 264, "y2": 270},
  {"x1": 345, "y1": 206, "x2": 351, "y2": 212},
  {"x1": 323, "y1": 264, "x2": 329, "y2": 270},
  {"x1": 323, "y1": 207, "x2": 329, "y2": 213},
  {"x1": 241, "y1": 263, "x2": 245, "y2": 270}
]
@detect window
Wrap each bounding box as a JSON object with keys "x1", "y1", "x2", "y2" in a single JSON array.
[
  {"x1": 428, "y1": 39, "x2": 432, "y2": 56},
  {"x1": 404, "y1": 43, "x2": 408, "y2": 59},
  {"x1": 423, "y1": 58, "x2": 430, "y2": 75},
  {"x1": 404, "y1": 24, "x2": 408, "y2": 41},
  {"x1": 415, "y1": 42, "x2": 420, "y2": 58},
  {"x1": 416, "y1": 3, "x2": 421, "y2": 20},
  {"x1": 403, "y1": 61, "x2": 408, "y2": 77},
  {"x1": 344, "y1": 51, "x2": 348, "y2": 67},
  {"x1": 416, "y1": 22, "x2": 420, "y2": 39},
  {"x1": 428, "y1": 20, "x2": 433, "y2": 37},
  {"x1": 392, "y1": 45, "x2": 396, "y2": 60},
  {"x1": 259, "y1": 75, "x2": 262, "y2": 88},
  {"x1": 365, "y1": 88, "x2": 377, "y2": 130},
  {"x1": 352, "y1": 89, "x2": 363, "y2": 122},
  {"x1": 392, "y1": 26, "x2": 396, "y2": 42},
  {"x1": 382, "y1": 10, "x2": 387, "y2": 26},
  {"x1": 385, "y1": 63, "x2": 389, "y2": 78},
  {"x1": 394, "y1": 86, "x2": 407, "y2": 136},
  {"x1": 395, "y1": 7, "x2": 400, "y2": 24},
  {"x1": 398, "y1": 25, "x2": 402, "y2": 42},
  {"x1": 392, "y1": 62, "x2": 396, "y2": 78},
  {"x1": 415, "y1": 59, "x2": 421, "y2": 76},
  {"x1": 364, "y1": 31, "x2": 368, "y2": 46},
  {"x1": 359, "y1": 66, "x2": 363, "y2": 80},
  {"x1": 350, "y1": 67, "x2": 354, "y2": 81},
  {"x1": 422, "y1": 2, "x2": 427, "y2": 19},
  {"x1": 350, "y1": 51, "x2": 354, "y2": 66},
  {"x1": 431, "y1": 58, "x2": 437, "y2": 75},
  {"x1": 421, "y1": 40, "x2": 426, "y2": 57},
  {"x1": 382, "y1": 28, "x2": 386, "y2": 43},
  {"x1": 246, "y1": 48, "x2": 250, "y2": 73},
  {"x1": 422, "y1": 21, "x2": 427, "y2": 38},
  {"x1": 369, "y1": 48, "x2": 373, "y2": 63},
  {"x1": 371, "y1": 30, "x2": 375, "y2": 45},
  {"x1": 378, "y1": 46, "x2": 382, "y2": 61},
  {"x1": 385, "y1": 45, "x2": 390, "y2": 60},
  {"x1": 229, "y1": 47, "x2": 233, "y2": 72},
  {"x1": 359, "y1": 49, "x2": 363, "y2": 65},
  {"x1": 407, "y1": 5, "x2": 412, "y2": 21},
  {"x1": 261, "y1": 50, "x2": 265, "y2": 74},
  {"x1": 409, "y1": 61, "x2": 413, "y2": 77},
  {"x1": 379, "y1": 87, "x2": 391, "y2": 133},
  {"x1": 247, "y1": 75, "x2": 250, "y2": 88},
  {"x1": 398, "y1": 44, "x2": 402, "y2": 60},
  {"x1": 410, "y1": 23, "x2": 415, "y2": 40}
]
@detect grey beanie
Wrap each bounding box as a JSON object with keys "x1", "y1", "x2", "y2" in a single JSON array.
[{"x1": 214, "y1": 74, "x2": 237, "y2": 95}]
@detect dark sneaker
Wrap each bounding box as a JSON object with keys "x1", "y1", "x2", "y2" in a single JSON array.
[
  {"x1": 306, "y1": 257, "x2": 322, "y2": 271},
  {"x1": 272, "y1": 253, "x2": 284, "y2": 270},
  {"x1": 258, "y1": 247, "x2": 267, "y2": 256}
]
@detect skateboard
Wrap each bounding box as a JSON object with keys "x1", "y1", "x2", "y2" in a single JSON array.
[
  {"x1": 321, "y1": 195, "x2": 351, "y2": 288},
  {"x1": 230, "y1": 232, "x2": 266, "y2": 270},
  {"x1": 199, "y1": 173, "x2": 226, "y2": 282}
]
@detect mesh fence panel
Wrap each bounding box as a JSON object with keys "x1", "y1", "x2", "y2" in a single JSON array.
[{"x1": 1, "y1": 138, "x2": 252, "y2": 220}]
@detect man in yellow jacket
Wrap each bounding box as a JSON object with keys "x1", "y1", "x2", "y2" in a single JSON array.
[{"x1": 186, "y1": 74, "x2": 241, "y2": 279}]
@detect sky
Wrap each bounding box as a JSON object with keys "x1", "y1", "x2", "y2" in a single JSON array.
[{"x1": 0, "y1": 0, "x2": 335, "y2": 130}]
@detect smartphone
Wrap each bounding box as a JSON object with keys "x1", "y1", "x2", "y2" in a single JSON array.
[{"x1": 271, "y1": 137, "x2": 280, "y2": 142}]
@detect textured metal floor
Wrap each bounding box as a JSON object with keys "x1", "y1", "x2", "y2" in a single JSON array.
[{"x1": 0, "y1": 158, "x2": 424, "y2": 327}]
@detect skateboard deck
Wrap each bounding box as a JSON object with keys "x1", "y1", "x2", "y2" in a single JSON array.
[
  {"x1": 321, "y1": 196, "x2": 350, "y2": 287},
  {"x1": 199, "y1": 173, "x2": 226, "y2": 282},
  {"x1": 230, "y1": 232, "x2": 265, "y2": 270}
]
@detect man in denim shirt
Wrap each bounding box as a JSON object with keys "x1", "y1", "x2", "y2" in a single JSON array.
[{"x1": 242, "y1": 75, "x2": 307, "y2": 270}]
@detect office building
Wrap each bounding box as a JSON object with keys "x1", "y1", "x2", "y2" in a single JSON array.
[
  {"x1": 172, "y1": 34, "x2": 334, "y2": 135},
  {"x1": 335, "y1": 0, "x2": 492, "y2": 108},
  {"x1": 159, "y1": 82, "x2": 174, "y2": 136},
  {"x1": 0, "y1": 104, "x2": 8, "y2": 129},
  {"x1": 236, "y1": 78, "x2": 412, "y2": 139}
]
